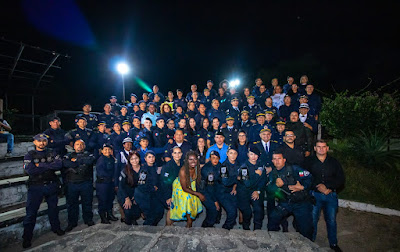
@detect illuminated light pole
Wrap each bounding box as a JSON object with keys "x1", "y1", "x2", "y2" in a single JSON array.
[
  {"x1": 116, "y1": 62, "x2": 130, "y2": 104},
  {"x1": 229, "y1": 79, "x2": 240, "y2": 88}
]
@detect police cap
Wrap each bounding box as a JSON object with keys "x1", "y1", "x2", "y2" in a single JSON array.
[
  {"x1": 110, "y1": 95, "x2": 117, "y2": 99},
  {"x1": 130, "y1": 93, "x2": 137, "y2": 98},
  {"x1": 248, "y1": 146, "x2": 261, "y2": 156},
  {"x1": 210, "y1": 150, "x2": 220, "y2": 158},
  {"x1": 122, "y1": 137, "x2": 133, "y2": 144},
  {"x1": 33, "y1": 133, "x2": 49, "y2": 141},
  {"x1": 98, "y1": 121, "x2": 106, "y2": 126},
  {"x1": 122, "y1": 120, "x2": 131, "y2": 126}
]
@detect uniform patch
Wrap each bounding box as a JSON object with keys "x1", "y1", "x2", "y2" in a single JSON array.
[
  {"x1": 303, "y1": 170, "x2": 310, "y2": 176},
  {"x1": 208, "y1": 174, "x2": 214, "y2": 182},
  {"x1": 299, "y1": 171, "x2": 304, "y2": 177},
  {"x1": 164, "y1": 172, "x2": 169, "y2": 177}
]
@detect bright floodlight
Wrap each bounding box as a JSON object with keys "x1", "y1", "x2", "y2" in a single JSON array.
[
  {"x1": 116, "y1": 62, "x2": 130, "y2": 75},
  {"x1": 230, "y1": 79, "x2": 240, "y2": 88}
]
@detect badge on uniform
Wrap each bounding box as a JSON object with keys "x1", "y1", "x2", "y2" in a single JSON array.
[
  {"x1": 207, "y1": 173, "x2": 214, "y2": 185},
  {"x1": 164, "y1": 172, "x2": 169, "y2": 177},
  {"x1": 138, "y1": 172, "x2": 147, "y2": 184},
  {"x1": 241, "y1": 169, "x2": 248, "y2": 176},
  {"x1": 40, "y1": 158, "x2": 46, "y2": 163},
  {"x1": 155, "y1": 132, "x2": 159, "y2": 137},
  {"x1": 258, "y1": 166, "x2": 264, "y2": 171},
  {"x1": 34, "y1": 159, "x2": 39, "y2": 163},
  {"x1": 221, "y1": 166, "x2": 228, "y2": 178}
]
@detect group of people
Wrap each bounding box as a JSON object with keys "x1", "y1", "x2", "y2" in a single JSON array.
[{"x1": 20, "y1": 76, "x2": 345, "y2": 252}]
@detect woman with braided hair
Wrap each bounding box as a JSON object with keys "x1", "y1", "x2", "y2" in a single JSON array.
[{"x1": 170, "y1": 151, "x2": 204, "y2": 227}]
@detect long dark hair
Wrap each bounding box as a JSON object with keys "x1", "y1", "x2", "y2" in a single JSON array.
[
  {"x1": 124, "y1": 152, "x2": 141, "y2": 186},
  {"x1": 183, "y1": 151, "x2": 201, "y2": 189}
]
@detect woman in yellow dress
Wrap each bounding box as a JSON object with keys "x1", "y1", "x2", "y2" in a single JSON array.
[{"x1": 170, "y1": 151, "x2": 205, "y2": 227}]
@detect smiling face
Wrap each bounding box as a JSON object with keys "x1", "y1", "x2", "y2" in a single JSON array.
[
  {"x1": 130, "y1": 154, "x2": 140, "y2": 166},
  {"x1": 188, "y1": 154, "x2": 198, "y2": 168},
  {"x1": 102, "y1": 147, "x2": 112, "y2": 157}
]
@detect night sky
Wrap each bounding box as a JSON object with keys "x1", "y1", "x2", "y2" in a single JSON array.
[{"x1": 1, "y1": 1, "x2": 399, "y2": 115}]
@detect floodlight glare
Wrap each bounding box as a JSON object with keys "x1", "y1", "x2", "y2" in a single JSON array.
[
  {"x1": 230, "y1": 79, "x2": 240, "y2": 88},
  {"x1": 116, "y1": 62, "x2": 130, "y2": 75}
]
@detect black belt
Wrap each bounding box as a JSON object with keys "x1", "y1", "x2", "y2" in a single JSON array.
[
  {"x1": 96, "y1": 177, "x2": 113, "y2": 183},
  {"x1": 28, "y1": 180, "x2": 57, "y2": 186}
]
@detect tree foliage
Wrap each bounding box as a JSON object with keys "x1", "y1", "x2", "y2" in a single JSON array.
[{"x1": 320, "y1": 91, "x2": 399, "y2": 139}]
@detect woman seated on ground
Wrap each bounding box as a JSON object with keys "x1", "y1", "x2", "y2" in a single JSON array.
[
  {"x1": 117, "y1": 152, "x2": 142, "y2": 225},
  {"x1": 170, "y1": 151, "x2": 205, "y2": 228}
]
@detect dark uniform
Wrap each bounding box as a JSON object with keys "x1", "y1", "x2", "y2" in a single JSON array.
[
  {"x1": 117, "y1": 168, "x2": 141, "y2": 225},
  {"x1": 237, "y1": 159, "x2": 266, "y2": 230},
  {"x1": 256, "y1": 92, "x2": 270, "y2": 109},
  {"x1": 152, "y1": 122, "x2": 168, "y2": 166},
  {"x1": 134, "y1": 161, "x2": 164, "y2": 226},
  {"x1": 65, "y1": 127, "x2": 93, "y2": 150},
  {"x1": 164, "y1": 141, "x2": 192, "y2": 161},
  {"x1": 173, "y1": 97, "x2": 187, "y2": 110},
  {"x1": 239, "y1": 119, "x2": 253, "y2": 134},
  {"x1": 75, "y1": 113, "x2": 98, "y2": 130},
  {"x1": 185, "y1": 110, "x2": 197, "y2": 119},
  {"x1": 107, "y1": 131, "x2": 124, "y2": 155},
  {"x1": 110, "y1": 103, "x2": 122, "y2": 116},
  {"x1": 97, "y1": 113, "x2": 116, "y2": 129},
  {"x1": 63, "y1": 151, "x2": 95, "y2": 227},
  {"x1": 221, "y1": 126, "x2": 239, "y2": 147},
  {"x1": 95, "y1": 152, "x2": 117, "y2": 221},
  {"x1": 225, "y1": 105, "x2": 241, "y2": 127},
  {"x1": 200, "y1": 95, "x2": 212, "y2": 110},
  {"x1": 248, "y1": 123, "x2": 268, "y2": 143},
  {"x1": 217, "y1": 159, "x2": 239, "y2": 229},
  {"x1": 208, "y1": 108, "x2": 226, "y2": 125},
  {"x1": 243, "y1": 103, "x2": 262, "y2": 122},
  {"x1": 88, "y1": 122, "x2": 109, "y2": 159},
  {"x1": 199, "y1": 159, "x2": 221, "y2": 227},
  {"x1": 115, "y1": 149, "x2": 131, "y2": 188},
  {"x1": 43, "y1": 127, "x2": 68, "y2": 156},
  {"x1": 22, "y1": 135, "x2": 63, "y2": 246},
  {"x1": 134, "y1": 128, "x2": 153, "y2": 149},
  {"x1": 251, "y1": 140, "x2": 278, "y2": 167},
  {"x1": 267, "y1": 164, "x2": 313, "y2": 240},
  {"x1": 194, "y1": 113, "x2": 207, "y2": 129}
]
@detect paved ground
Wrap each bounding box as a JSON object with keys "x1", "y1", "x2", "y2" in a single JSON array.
[{"x1": 3, "y1": 207, "x2": 400, "y2": 251}]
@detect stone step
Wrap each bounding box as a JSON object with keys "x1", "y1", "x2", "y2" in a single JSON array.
[
  {"x1": 0, "y1": 142, "x2": 34, "y2": 159},
  {"x1": 0, "y1": 171, "x2": 61, "y2": 209},
  {"x1": 0, "y1": 160, "x2": 24, "y2": 179}
]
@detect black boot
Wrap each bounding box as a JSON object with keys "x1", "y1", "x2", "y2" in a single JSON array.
[
  {"x1": 53, "y1": 229, "x2": 65, "y2": 236},
  {"x1": 107, "y1": 211, "x2": 118, "y2": 221},
  {"x1": 22, "y1": 239, "x2": 32, "y2": 249},
  {"x1": 100, "y1": 212, "x2": 111, "y2": 224},
  {"x1": 64, "y1": 223, "x2": 77, "y2": 232},
  {"x1": 85, "y1": 220, "x2": 95, "y2": 226}
]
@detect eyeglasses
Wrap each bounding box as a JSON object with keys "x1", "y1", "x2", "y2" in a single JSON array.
[{"x1": 285, "y1": 134, "x2": 295, "y2": 137}]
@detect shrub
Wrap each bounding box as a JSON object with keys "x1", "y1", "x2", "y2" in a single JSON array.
[{"x1": 320, "y1": 91, "x2": 400, "y2": 139}]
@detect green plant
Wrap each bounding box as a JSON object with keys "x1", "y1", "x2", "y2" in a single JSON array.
[
  {"x1": 349, "y1": 130, "x2": 400, "y2": 170},
  {"x1": 320, "y1": 91, "x2": 400, "y2": 139}
]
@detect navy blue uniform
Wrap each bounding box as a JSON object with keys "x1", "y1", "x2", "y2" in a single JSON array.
[
  {"x1": 149, "y1": 92, "x2": 165, "y2": 103},
  {"x1": 134, "y1": 128, "x2": 154, "y2": 149},
  {"x1": 107, "y1": 132, "x2": 124, "y2": 155},
  {"x1": 248, "y1": 123, "x2": 268, "y2": 143},
  {"x1": 185, "y1": 110, "x2": 197, "y2": 119},
  {"x1": 264, "y1": 106, "x2": 278, "y2": 117},
  {"x1": 236, "y1": 143, "x2": 249, "y2": 166},
  {"x1": 217, "y1": 160, "x2": 239, "y2": 229},
  {"x1": 200, "y1": 96, "x2": 212, "y2": 110},
  {"x1": 23, "y1": 149, "x2": 62, "y2": 242},
  {"x1": 43, "y1": 128, "x2": 68, "y2": 156},
  {"x1": 221, "y1": 127, "x2": 239, "y2": 147},
  {"x1": 256, "y1": 92, "x2": 270, "y2": 109},
  {"x1": 117, "y1": 168, "x2": 141, "y2": 225},
  {"x1": 65, "y1": 128, "x2": 93, "y2": 151},
  {"x1": 266, "y1": 165, "x2": 313, "y2": 240},
  {"x1": 173, "y1": 97, "x2": 187, "y2": 110},
  {"x1": 75, "y1": 113, "x2": 98, "y2": 130},
  {"x1": 272, "y1": 131, "x2": 285, "y2": 145},
  {"x1": 208, "y1": 108, "x2": 226, "y2": 125},
  {"x1": 134, "y1": 164, "x2": 164, "y2": 225},
  {"x1": 63, "y1": 151, "x2": 95, "y2": 226},
  {"x1": 199, "y1": 161, "x2": 220, "y2": 227},
  {"x1": 95, "y1": 155, "x2": 117, "y2": 213},
  {"x1": 225, "y1": 106, "x2": 241, "y2": 127},
  {"x1": 110, "y1": 103, "x2": 122, "y2": 116},
  {"x1": 250, "y1": 140, "x2": 278, "y2": 167},
  {"x1": 306, "y1": 93, "x2": 322, "y2": 116},
  {"x1": 194, "y1": 113, "x2": 207, "y2": 129},
  {"x1": 243, "y1": 104, "x2": 261, "y2": 121},
  {"x1": 88, "y1": 131, "x2": 109, "y2": 159},
  {"x1": 116, "y1": 114, "x2": 131, "y2": 123},
  {"x1": 237, "y1": 160, "x2": 265, "y2": 230},
  {"x1": 164, "y1": 141, "x2": 192, "y2": 161},
  {"x1": 97, "y1": 113, "x2": 116, "y2": 129},
  {"x1": 239, "y1": 120, "x2": 253, "y2": 134}
]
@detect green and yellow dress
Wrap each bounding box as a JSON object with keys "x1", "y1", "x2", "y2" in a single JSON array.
[{"x1": 170, "y1": 177, "x2": 203, "y2": 221}]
